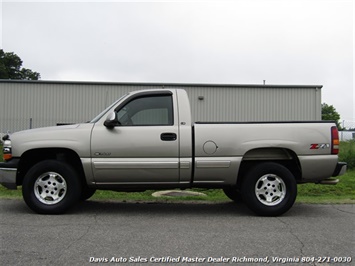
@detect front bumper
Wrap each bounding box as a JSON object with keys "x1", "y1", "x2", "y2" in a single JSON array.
[{"x1": 0, "y1": 159, "x2": 20, "y2": 189}]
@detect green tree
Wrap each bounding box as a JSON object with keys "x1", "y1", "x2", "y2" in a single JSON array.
[
  {"x1": 0, "y1": 49, "x2": 40, "y2": 80},
  {"x1": 322, "y1": 103, "x2": 342, "y2": 130}
]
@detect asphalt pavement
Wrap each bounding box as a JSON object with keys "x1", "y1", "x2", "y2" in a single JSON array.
[{"x1": 0, "y1": 199, "x2": 354, "y2": 266}]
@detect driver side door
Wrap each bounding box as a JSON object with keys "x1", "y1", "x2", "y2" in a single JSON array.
[{"x1": 90, "y1": 91, "x2": 179, "y2": 185}]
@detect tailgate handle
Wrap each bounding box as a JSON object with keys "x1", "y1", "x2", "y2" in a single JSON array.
[{"x1": 160, "y1": 133, "x2": 177, "y2": 141}]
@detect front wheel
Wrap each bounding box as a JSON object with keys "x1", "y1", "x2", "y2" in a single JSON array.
[
  {"x1": 241, "y1": 162, "x2": 297, "y2": 216},
  {"x1": 223, "y1": 187, "x2": 243, "y2": 202},
  {"x1": 22, "y1": 160, "x2": 82, "y2": 214},
  {"x1": 81, "y1": 187, "x2": 96, "y2": 201}
]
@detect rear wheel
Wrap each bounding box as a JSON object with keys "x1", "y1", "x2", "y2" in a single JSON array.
[
  {"x1": 22, "y1": 160, "x2": 82, "y2": 214},
  {"x1": 241, "y1": 162, "x2": 297, "y2": 216}
]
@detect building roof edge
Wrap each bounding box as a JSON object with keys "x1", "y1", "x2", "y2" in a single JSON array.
[{"x1": 0, "y1": 79, "x2": 323, "y2": 89}]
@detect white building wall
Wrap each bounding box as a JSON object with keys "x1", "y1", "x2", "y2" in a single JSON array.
[
  {"x1": 181, "y1": 86, "x2": 321, "y2": 122},
  {"x1": 0, "y1": 80, "x2": 322, "y2": 134}
]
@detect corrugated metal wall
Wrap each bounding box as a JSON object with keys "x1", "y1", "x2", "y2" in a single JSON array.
[
  {"x1": 0, "y1": 81, "x2": 321, "y2": 134},
  {"x1": 182, "y1": 86, "x2": 321, "y2": 122}
]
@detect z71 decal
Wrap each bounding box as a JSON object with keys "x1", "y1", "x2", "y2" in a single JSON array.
[{"x1": 310, "y1": 143, "x2": 330, "y2": 149}]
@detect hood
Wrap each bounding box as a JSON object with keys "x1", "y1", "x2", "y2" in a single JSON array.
[
  {"x1": 10, "y1": 123, "x2": 94, "y2": 157},
  {"x1": 11, "y1": 124, "x2": 82, "y2": 142}
]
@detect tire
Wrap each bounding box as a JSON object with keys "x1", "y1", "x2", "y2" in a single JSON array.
[
  {"x1": 223, "y1": 187, "x2": 243, "y2": 202},
  {"x1": 22, "y1": 160, "x2": 82, "y2": 214},
  {"x1": 241, "y1": 162, "x2": 297, "y2": 216},
  {"x1": 80, "y1": 187, "x2": 96, "y2": 201}
]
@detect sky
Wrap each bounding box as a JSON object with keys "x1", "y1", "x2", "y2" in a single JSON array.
[{"x1": 1, "y1": 0, "x2": 354, "y2": 122}]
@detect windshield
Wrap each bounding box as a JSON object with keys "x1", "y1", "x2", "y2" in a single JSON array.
[{"x1": 90, "y1": 94, "x2": 127, "y2": 123}]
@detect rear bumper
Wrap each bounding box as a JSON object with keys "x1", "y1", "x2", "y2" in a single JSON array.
[
  {"x1": 318, "y1": 162, "x2": 347, "y2": 185},
  {"x1": 332, "y1": 162, "x2": 347, "y2": 177},
  {"x1": 0, "y1": 159, "x2": 19, "y2": 190}
]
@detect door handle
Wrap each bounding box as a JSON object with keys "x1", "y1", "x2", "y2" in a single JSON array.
[{"x1": 161, "y1": 133, "x2": 177, "y2": 141}]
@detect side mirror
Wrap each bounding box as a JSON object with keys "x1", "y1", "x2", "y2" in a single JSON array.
[{"x1": 104, "y1": 112, "x2": 120, "y2": 128}]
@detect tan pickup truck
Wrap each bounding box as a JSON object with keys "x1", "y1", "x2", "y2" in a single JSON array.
[{"x1": 0, "y1": 89, "x2": 347, "y2": 216}]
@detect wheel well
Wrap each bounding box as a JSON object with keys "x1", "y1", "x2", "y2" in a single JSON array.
[
  {"x1": 236, "y1": 148, "x2": 302, "y2": 188},
  {"x1": 17, "y1": 148, "x2": 86, "y2": 187}
]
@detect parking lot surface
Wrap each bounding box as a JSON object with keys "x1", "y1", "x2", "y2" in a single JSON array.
[{"x1": 1, "y1": 199, "x2": 354, "y2": 265}]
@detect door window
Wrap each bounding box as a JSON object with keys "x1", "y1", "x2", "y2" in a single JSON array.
[{"x1": 116, "y1": 95, "x2": 173, "y2": 126}]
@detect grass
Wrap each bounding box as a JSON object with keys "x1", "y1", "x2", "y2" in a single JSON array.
[
  {"x1": 0, "y1": 142, "x2": 354, "y2": 203},
  {"x1": 339, "y1": 140, "x2": 355, "y2": 169},
  {"x1": 296, "y1": 170, "x2": 355, "y2": 203}
]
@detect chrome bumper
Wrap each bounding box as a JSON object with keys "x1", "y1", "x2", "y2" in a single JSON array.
[{"x1": 0, "y1": 159, "x2": 19, "y2": 190}]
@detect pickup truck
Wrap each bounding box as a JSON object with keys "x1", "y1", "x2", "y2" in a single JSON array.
[{"x1": 0, "y1": 89, "x2": 347, "y2": 216}]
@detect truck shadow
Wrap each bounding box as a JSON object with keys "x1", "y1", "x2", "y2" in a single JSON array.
[
  {"x1": 1, "y1": 199, "x2": 320, "y2": 217},
  {"x1": 69, "y1": 200, "x2": 299, "y2": 217},
  {"x1": 72, "y1": 200, "x2": 254, "y2": 216}
]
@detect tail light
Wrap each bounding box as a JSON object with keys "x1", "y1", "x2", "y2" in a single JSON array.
[{"x1": 331, "y1": 126, "x2": 339, "y2": 154}]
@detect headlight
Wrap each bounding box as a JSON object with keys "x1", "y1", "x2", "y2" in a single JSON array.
[{"x1": 3, "y1": 139, "x2": 12, "y2": 161}]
